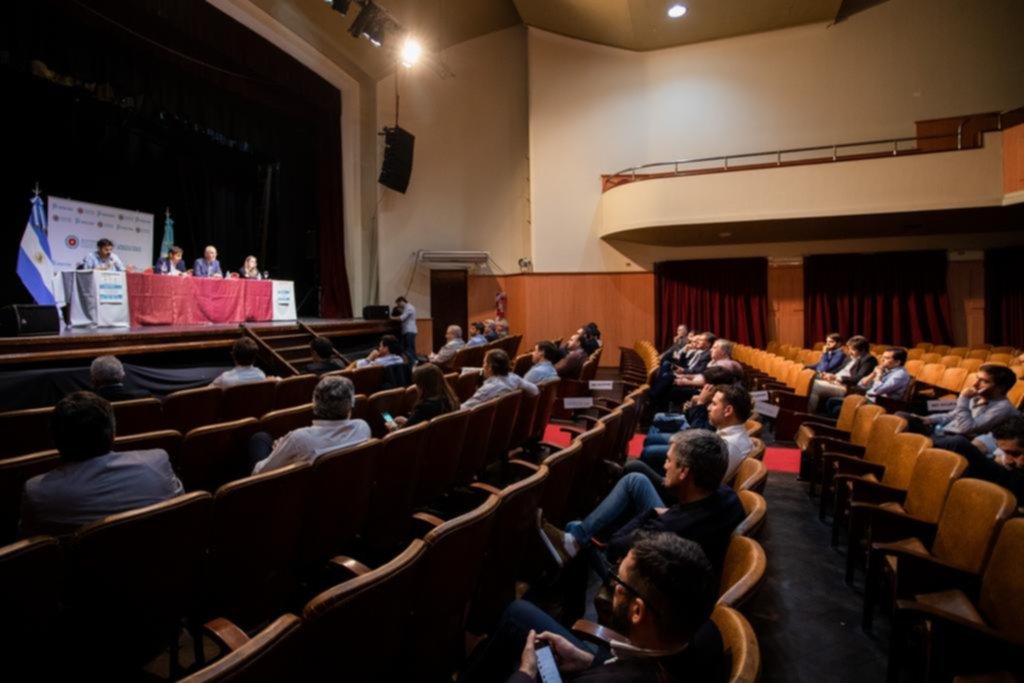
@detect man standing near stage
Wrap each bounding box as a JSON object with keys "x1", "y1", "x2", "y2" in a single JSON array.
[{"x1": 392, "y1": 296, "x2": 417, "y2": 361}]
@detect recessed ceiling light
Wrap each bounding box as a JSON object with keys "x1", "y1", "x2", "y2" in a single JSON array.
[{"x1": 667, "y1": 4, "x2": 687, "y2": 18}]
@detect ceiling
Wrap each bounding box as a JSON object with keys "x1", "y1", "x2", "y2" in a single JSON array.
[{"x1": 249, "y1": 0, "x2": 854, "y2": 81}]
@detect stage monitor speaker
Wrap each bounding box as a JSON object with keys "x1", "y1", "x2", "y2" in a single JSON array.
[
  {"x1": 0, "y1": 304, "x2": 60, "y2": 337},
  {"x1": 379, "y1": 126, "x2": 415, "y2": 194},
  {"x1": 362, "y1": 305, "x2": 391, "y2": 320}
]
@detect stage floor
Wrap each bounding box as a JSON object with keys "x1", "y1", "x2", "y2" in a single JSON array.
[{"x1": 0, "y1": 318, "x2": 395, "y2": 366}]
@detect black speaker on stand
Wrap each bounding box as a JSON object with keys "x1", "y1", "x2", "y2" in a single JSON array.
[
  {"x1": 379, "y1": 126, "x2": 415, "y2": 194},
  {"x1": 0, "y1": 304, "x2": 60, "y2": 336}
]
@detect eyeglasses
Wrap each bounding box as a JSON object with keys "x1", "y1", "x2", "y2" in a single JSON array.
[{"x1": 606, "y1": 573, "x2": 660, "y2": 617}]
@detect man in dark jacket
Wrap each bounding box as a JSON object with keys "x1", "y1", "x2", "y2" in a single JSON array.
[{"x1": 89, "y1": 355, "x2": 149, "y2": 402}]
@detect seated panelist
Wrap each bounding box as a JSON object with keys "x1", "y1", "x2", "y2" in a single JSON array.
[
  {"x1": 239, "y1": 255, "x2": 264, "y2": 280},
  {"x1": 155, "y1": 246, "x2": 187, "y2": 276},
  {"x1": 193, "y1": 245, "x2": 223, "y2": 278}
]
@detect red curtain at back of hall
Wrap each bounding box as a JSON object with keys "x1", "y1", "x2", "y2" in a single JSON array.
[
  {"x1": 803, "y1": 250, "x2": 953, "y2": 348},
  {"x1": 655, "y1": 258, "x2": 769, "y2": 349},
  {"x1": 985, "y1": 246, "x2": 1024, "y2": 346}
]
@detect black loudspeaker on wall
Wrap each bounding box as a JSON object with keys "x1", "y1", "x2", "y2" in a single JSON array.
[
  {"x1": 379, "y1": 126, "x2": 415, "y2": 194},
  {"x1": 362, "y1": 305, "x2": 391, "y2": 320},
  {"x1": 0, "y1": 304, "x2": 60, "y2": 336}
]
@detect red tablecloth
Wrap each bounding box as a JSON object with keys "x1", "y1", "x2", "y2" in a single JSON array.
[{"x1": 127, "y1": 273, "x2": 274, "y2": 326}]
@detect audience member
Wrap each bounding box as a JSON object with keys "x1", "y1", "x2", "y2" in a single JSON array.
[
  {"x1": 964, "y1": 415, "x2": 1024, "y2": 507},
  {"x1": 462, "y1": 349, "x2": 539, "y2": 409},
  {"x1": 808, "y1": 333, "x2": 847, "y2": 375},
  {"x1": 580, "y1": 322, "x2": 602, "y2": 356},
  {"x1": 193, "y1": 245, "x2": 223, "y2": 278},
  {"x1": 555, "y1": 334, "x2": 587, "y2": 379},
  {"x1": 467, "y1": 322, "x2": 488, "y2": 347},
  {"x1": 484, "y1": 320, "x2": 499, "y2": 342},
  {"x1": 671, "y1": 339, "x2": 741, "y2": 391},
  {"x1": 495, "y1": 319, "x2": 510, "y2": 339},
  {"x1": 523, "y1": 341, "x2": 560, "y2": 384},
  {"x1": 155, "y1": 245, "x2": 186, "y2": 276},
  {"x1": 89, "y1": 355, "x2": 149, "y2": 401},
  {"x1": 392, "y1": 296, "x2": 418, "y2": 360},
  {"x1": 808, "y1": 335, "x2": 875, "y2": 413},
  {"x1": 389, "y1": 363, "x2": 461, "y2": 431},
  {"x1": 305, "y1": 337, "x2": 345, "y2": 375},
  {"x1": 659, "y1": 324, "x2": 690, "y2": 363},
  {"x1": 353, "y1": 334, "x2": 407, "y2": 368},
  {"x1": 250, "y1": 376, "x2": 370, "y2": 474},
  {"x1": 460, "y1": 533, "x2": 724, "y2": 683},
  {"x1": 824, "y1": 346, "x2": 905, "y2": 415},
  {"x1": 211, "y1": 337, "x2": 267, "y2": 387},
  {"x1": 429, "y1": 325, "x2": 467, "y2": 365},
  {"x1": 79, "y1": 237, "x2": 126, "y2": 272},
  {"x1": 19, "y1": 392, "x2": 183, "y2": 537},
  {"x1": 650, "y1": 332, "x2": 716, "y2": 410}
]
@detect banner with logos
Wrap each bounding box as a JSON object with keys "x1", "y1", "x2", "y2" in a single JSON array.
[
  {"x1": 47, "y1": 196, "x2": 154, "y2": 272},
  {"x1": 272, "y1": 280, "x2": 297, "y2": 321}
]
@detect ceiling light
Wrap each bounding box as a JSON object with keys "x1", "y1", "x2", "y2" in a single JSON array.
[
  {"x1": 667, "y1": 4, "x2": 687, "y2": 18},
  {"x1": 400, "y1": 37, "x2": 423, "y2": 67}
]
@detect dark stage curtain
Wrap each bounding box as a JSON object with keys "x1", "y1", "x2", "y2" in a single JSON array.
[
  {"x1": 1, "y1": 0, "x2": 352, "y2": 317},
  {"x1": 803, "y1": 251, "x2": 953, "y2": 348},
  {"x1": 985, "y1": 247, "x2": 1024, "y2": 347},
  {"x1": 655, "y1": 259, "x2": 769, "y2": 349}
]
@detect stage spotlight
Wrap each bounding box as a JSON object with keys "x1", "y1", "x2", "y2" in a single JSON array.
[
  {"x1": 348, "y1": 1, "x2": 387, "y2": 47},
  {"x1": 328, "y1": 0, "x2": 352, "y2": 15},
  {"x1": 400, "y1": 37, "x2": 422, "y2": 67}
]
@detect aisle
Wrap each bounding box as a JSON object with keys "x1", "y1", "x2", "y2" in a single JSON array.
[{"x1": 746, "y1": 471, "x2": 890, "y2": 682}]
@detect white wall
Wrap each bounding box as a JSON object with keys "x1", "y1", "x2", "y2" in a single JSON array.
[
  {"x1": 376, "y1": 26, "x2": 530, "y2": 317},
  {"x1": 529, "y1": 0, "x2": 1024, "y2": 271}
]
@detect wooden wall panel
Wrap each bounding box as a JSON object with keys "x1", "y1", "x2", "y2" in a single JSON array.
[
  {"x1": 947, "y1": 260, "x2": 985, "y2": 347},
  {"x1": 1004, "y1": 123, "x2": 1024, "y2": 194},
  {"x1": 767, "y1": 263, "x2": 804, "y2": 346}
]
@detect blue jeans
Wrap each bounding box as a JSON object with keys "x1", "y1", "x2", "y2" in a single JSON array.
[
  {"x1": 402, "y1": 332, "x2": 417, "y2": 360},
  {"x1": 639, "y1": 444, "x2": 671, "y2": 473},
  {"x1": 565, "y1": 472, "x2": 664, "y2": 547}
]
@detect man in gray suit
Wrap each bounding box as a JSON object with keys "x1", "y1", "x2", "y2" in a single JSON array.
[{"x1": 19, "y1": 392, "x2": 183, "y2": 537}]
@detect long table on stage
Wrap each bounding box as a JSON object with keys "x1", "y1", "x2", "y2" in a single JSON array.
[{"x1": 127, "y1": 273, "x2": 276, "y2": 326}]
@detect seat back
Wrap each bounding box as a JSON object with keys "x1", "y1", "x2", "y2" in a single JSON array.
[
  {"x1": 512, "y1": 353, "x2": 533, "y2": 377},
  {"x1": 455, "y1": 371, "x2": 482, "y2": 403},
  {"x1": 0, "y1": 535, "x2": 63, "y2": 659},
  {"x1": 568, "y1": 422, "x2": 609, "y2": 518},
  {"x1": 939, "y1": 355, "x2": 962, "y2": 368},
  {"x1": 470, "y1": 465, "x2": 549, "y2": 631},
  {"x1": 0, "y1": 405, "x2": 54, "y2": 458},
  {"x1": 966, "y1": 349, "x2": 990, "y2": 361},
  {"x1": 68, "y1": 492, "x2": 212, "y2": 667},
  {"x1": 303, "y1": 540, "x2": 425, "y2": 681},
  {"x1": 530, "y1": 378, "x2": 561, "y2": 443},
  {"x1": 904, "y1": 359, "x2": 925, "y2": 377},
  {"x1": 209, "y1": 463, "x2": 311, "y2": 628},
  {"x1": 259, "y1": 403, "x2": 314, "y2": 440},
  {"x1": 747, "y1": 438, "x2": 766, "y2": 462},
  {"x1": 483, "y1": 390, "x2": 523, "y2": 471},
  {"x1": 163, "y1": 386, "x2": 223, "y2": 434},
  {"x1": 302, "y1": 439, "x2": 380, "y2": 569},
  {"x1": 711, "y1": 605, "x2": 761, "y2": 683},
  {"x1": 402, "y1": 385, "x2": 421, "y2": 414},
  {"x1": 978, "y1": 518, "x2": 1024, "y2": 635},
  {"x1": 717, "y1": 536, "x2": 767, "y2": 609},
  {"x1": 848, "y1": 405, "x2": 885, "y2": 447},
  {"x1": 181, "y1": 418, "x2": 260, "y2": 492},
  {"x1": 1008, "y1": 379, "x2": 1024, "y2": 409},
  {"x1": 455, "y1": 399, "x2": 499, "y2": 485},
  {"x1": 222, "y1": 380, "x2": 279, "y2": 422},
  {"x1": 409, "y1": 495, "x2": 500, "y2": 679},
  {"x1": 833, "y1": 394, "x2": 867, "y2": 432},
  {"x1": 932, "y1": 478, "x2": 1017, "y2": 574},
  {"x1": 730, "y1": 458, "x2": 767, "y2": 493},
  {"x1": 343, "y1": 365, "x2": 385, "y2": 395},
  {"x1": 902, "y1": 448, "x2": 968, "y2": 523},
  {"x1": 862, "y1": 414, "x2": 908, "y2": 465},
  {"x1": 112, "y1": 398, "x2": 164, "y2": 436},
  {"x1": 350, "y1": 393, "x2": 369, "y2": 422},
  {"x1": 937, "y1": 367, "x2": 969, "y2": 393},
  {"x1": 878, "y1": 433, "x2": 931, "y2": 489},
  {"x1": 366, "y1": 387, "x2": 407, "y2": 438},
  {"x1": 744, "y1": 419, "x2": 763, "y2": 438},
  {"x1": 538, "y1": 441, "x2": 582, "y2": 526},
  {"x1": 918, "y1": 363, "x2": 946, "y2": 386},
  {"x1": 733, "y1": 490, "x2": 767, "y2": 538},
  {"x1": 508, "y1": 386, "x2": 540, "y2": 452},
  {"x1": 793, "y1": 368, "x2": 816, "y2": 397},
  {"x1": 366, "y1": 422, "x2": 429, "y2": 543},
  {"x1": 935, "y1": 345, "x2": 956, "y2": 355},
  {"x1": 607, "y1": 398, "x2": 638, "y2": 465},
  {"x1": 273, "y1": 373, "x2": 319, "y2": 410},
  {"x1": 0, "y1": 451, "x2": 62, "y2": 543},
  {"x1": 958, "y1": 358, "x2": 985, "y2": 374},
  {"x1": 178, "y1": 614, "x2": 305, "y2": 683},
  {"x1": 415, "y1": 409, "x2": 471, "y2": 505}
]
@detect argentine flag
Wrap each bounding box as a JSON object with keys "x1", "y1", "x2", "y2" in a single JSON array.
[
  {"x1": 159, "y1": 210, "x2": 174, "y2": 259},
  {"x1": 17, "y1": 194, "x2": 57, "y2": 305}
]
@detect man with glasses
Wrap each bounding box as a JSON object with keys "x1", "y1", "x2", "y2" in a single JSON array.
[
  {"x1": 459, "y1": 533, "x2": 724, "y2": 682},
  {"x1": 966, "y1": 414, "x2": 1024, "y2": 507}
]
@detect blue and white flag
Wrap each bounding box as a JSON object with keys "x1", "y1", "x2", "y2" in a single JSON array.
[
  {"x1": 17, "y1": 194, "x2": 57, "y2": 305},
  {"x1": 159, "y1": 209, "x2": 174, "y2": 259}
]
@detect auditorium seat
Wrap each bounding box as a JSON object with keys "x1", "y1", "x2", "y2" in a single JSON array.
[
  {"x1": 366, "y1": 387, "x2": 407, "y2": 438},
  {"x1": 273, "y1": 373, "x2": 319, "y2": 410},
  {"x1": 466, "y1": 464, "x2": 549, "y2": 633},
  {"x1": 566, "y1": 422, "x2": 609, "y2": 519},
  {"x1": 406, "y1": 494, "x2": 499, "y2": 680},
  {"x1": 454, "y1": 398, "x2": 499, "y2": 486},
  {"x1": 507, "y1": 385, "x2": 540, "y2": 454},
  {"x1": 111, "y1": 397, "x2": 164, "y2": 436},
  {"x1": 480, "y1": 390, "x2": 523, "y2": 479},
  {"x1": 455, "y1": 371, "x2": 481, "y2": 403},
  {"x1": 966, "y1": 349, "x2": 991, "y2": 361},
  {"x1": 843, "y1": 447, "x2": 967, "y2": 584},
  {"x1": 748, "y1": 438, "x2": 766, "y2": 462},
  {"x1": 511, "y1": 352, "x2": 533, "y2": 377},
  {"x1": 904, "y1": 359, "x2": 925, "y2": 377},
  {"x1": 818, "y1": 414, "x2": 907, "y2": 519},
  {"x1": 830, "y1": 432, "x2": 931, "y2": 545},
  {"x1": 208, "y1": 463, "x2": 311, "y2": 630},
  {"x1": 888, "y1": 519, "x2": 1024, "y2": 682},
  {"x1": 401, "y1": 384, "x2": 420, "y2": 414},
  {"x1": 712, "y1": 605, "x2": 761, "y2": 683},
  {"x1": 769, "y1": 367, "x2": 817, "y2": 441},
  {"x1": 302, "y1": 540, "x2": 426, "y2": 681},
  {"x1": 365, "y1": 422, "x2": 429, "y2": 549},
  {"x1": 164, "y1": 386, "x2": 223, "y2": 435},
  {"x1": 258, "y1": 403, "x2": 314, "y2": 440},
  {"x1": 414, "y1": 409, "x2": 470, "y2": 507},
  {"x1": 67, "y1": 491, "x2": 212, "y2": 677},
  {"x1": 793, "y1": 395, "x2": 866, "y2": 482},
  {"x1": 934, "y1": 345, "x2": 956, "y2": 356},
  {"x1": 733, "y1": 490, "x2": 767, "y2": 538},
  {"x1": 804, "y1": 404, "x2": 884, "y2": 495},
  {"x1": 181, "y1": 418, "x2": 260, "y2": 492},
  {"x1": 339, "y1": 366, "x2": 384, "y2": 395},
  {"x1": 0, "y1": 451, "x2": 61, "y2": 543},
  {"x1": 959, "y1": 357, "x2": 985, "y2": 374},
  {"x1": 115, "y1": 429, "x2": 185, "y2": 468},
  {"x1": 222, "y1": 379, "x2": 278, "y2": 422},
  {"x1": 906, "y1": 348, "x2": 924, "y2": 361},
  {"x1": 862, "y1": 478, "x2": 1016, "y2": 630},
  {"x1": 520, "y1": 441, "x2": 581, "y2": 528},
  {"x1": 525, "y1": 377, "x2": 561, "y2": 450},
  {"x1": 730, "y1": 458, "x2": 768, "y2": 494},
  {"x1": 0, "y1": 535, "x2": 63, "y2": 675},
  {"x1": 180, "y1": 613, "x2": 305, "y2": 683},
  {"x1": 350, "y1": 393, "x2": 369, "y2": 422},
  {"x1": 744, "y1": 419, "x2": 763, "y2": 438},
  {"x1": 920, "y1": 353, "x2": 943, "y2": 365},
  {"x1": 0, "y1": 405, "x2": 55, "y2": 459},
  {"x1": 939, "y1": 354, "x2": 963, "y2": 368},
  {"x1": 718, "y1": 536, "x2": 767, "y2": 609}
]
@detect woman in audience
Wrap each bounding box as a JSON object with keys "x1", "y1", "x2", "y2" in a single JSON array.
[{"x1": 389, "y1": 363, "x2": 460, "y2": 430}]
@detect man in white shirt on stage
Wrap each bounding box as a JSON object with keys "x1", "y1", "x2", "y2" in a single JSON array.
[{"x1": 79, "y1": 238, "x2": 126, "y2": 271}]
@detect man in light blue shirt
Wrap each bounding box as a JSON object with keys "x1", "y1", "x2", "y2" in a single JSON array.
[
  {"x1": 79, "y1": 238, "x2": 126, "y2": 271},
  {"x1": 355, "y1": 334, "x2": 408, "y2": 368},
  {"x1": 392, "y1": 296, "x2": 417, "y2": 360},
  {"x1": 211, "y1": 337, "x2": 268, "y2": 387},
  {"x1": 523, "y1": 341, "x2": 560, "y2": 384},
  {"x1": 859, "y1": 347, "x2": 911, "y2": 403},
  {"x1": 467, "y1": 322, "x2": 488, "y2": 347},
  {"x1": 193, "y1": 245, "x2": 223, "y2": 278},
  {"x1": 463, "y1": 348, "x2": 538, "y2": 409}
]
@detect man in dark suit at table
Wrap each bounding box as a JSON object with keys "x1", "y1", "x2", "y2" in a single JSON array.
[
  {"x1": 193, "y1": 245, "x2": 223, "y2": 278},
  {"x1": 155, "y1": 245, "x2": 187, "y2": 276}
]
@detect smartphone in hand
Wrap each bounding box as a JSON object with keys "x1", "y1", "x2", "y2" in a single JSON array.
[
  {"x1": 381, "y1": 411, "x2": 395, "y2": 425},
  {"x1": 536, "y1": 644, "x2": 563, "y2": 683}
]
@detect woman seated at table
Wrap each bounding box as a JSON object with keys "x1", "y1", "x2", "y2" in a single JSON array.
[
  {"x1": 239, "y1": 255, "x2": 264, "y2": 279},
  {"x1": 155, "y1": 246, "x2": 187, "y2": 276},
  {"x1": 386, "y1": 363, "x2": 460, "y2": 432}
]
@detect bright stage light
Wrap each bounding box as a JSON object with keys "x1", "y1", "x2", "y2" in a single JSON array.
[{"x1": 401, "y1": 38, "x2": 423, "y2": 67}]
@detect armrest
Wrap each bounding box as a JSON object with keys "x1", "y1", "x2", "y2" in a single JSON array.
[
  {"x1": 571, "y1": 619, "x2": 629, "y2": 647},
  {"x1": 871, "y1": 542, "x2": 977, "y2": 598},
  {"x1": 846, "y1": 478, "x2": 908, "y2": 506},
  {"x1": 788, "y1": 412, "x2": 837, "y2": 430},
  {"x1": 470, "y1": 482, "x2": 503, "y2": 496},
  {"x1": 508, "y1": 458, "x2": 541, "y2": 473},
  {"x1": 773, "y1": 392, "x2": 809, "y2": 411},
  {"x1": 894, "y1": 600, "x2": 1024, "y2": 649},
  {"x1": 819, "y1": 441, "x2": 866, "y2": 458},
  {"x1": 859, "y1": 505, "x2": 937, "y2": 546},
  {"x1": 327, "y1": 555, "x2": 373, "y2": 579},
  {"x1": 806, "y1": 425, "x2": 852, "y2": 441},
  {"x1": 203, "y1": 617, "x2": 251, "y2": 652},
  {"x1": 832, "y1": 459, "x2": 886, "y2": 479}
]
